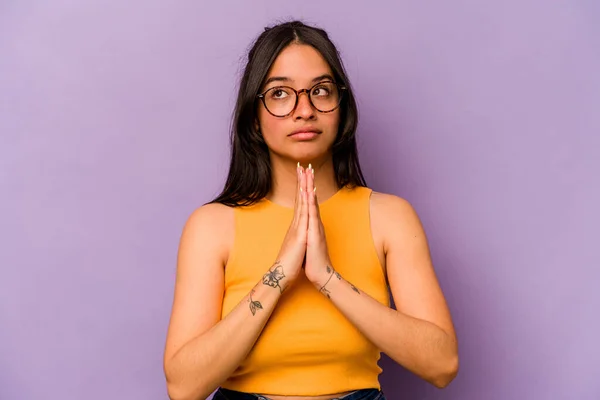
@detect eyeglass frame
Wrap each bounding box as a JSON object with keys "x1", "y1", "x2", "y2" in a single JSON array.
[{"x1": 256, "y1": 80, "x2": 347, "y2": 117}]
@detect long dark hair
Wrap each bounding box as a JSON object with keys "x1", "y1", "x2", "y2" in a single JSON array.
[{"x1": 211, "y1": 20, "x2": 367, "y2": 207}]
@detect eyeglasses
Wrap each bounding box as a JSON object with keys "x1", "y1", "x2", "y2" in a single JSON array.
[{"x1": 257, "y1": 80, "x2": 347, "y2": 117}]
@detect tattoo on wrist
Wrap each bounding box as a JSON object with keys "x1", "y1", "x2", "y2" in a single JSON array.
[
  {"x1": 319, "y1": 266, "x2": 362, "y2": 297},
  {"x1": 263, "y1": 260, "x2": 286, "y2": 293},
  {"x1": 248, "y1": 289, "x2": 263, "y2": 316},
  {"x1": 319, "y1": 265, "x2": 336, "y2": 299}
]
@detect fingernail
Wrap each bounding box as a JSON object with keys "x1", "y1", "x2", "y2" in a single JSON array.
[
  {"x1": 313, "y1": 186, "x2": 317, "y2": 193},
  {"x1": 297, "y1": 162, "x2": 300, "y2": 168},
  {"x1": 300, "y1": 187, "x2": 303, "y2": 192},
  {"x1": 308, "y1": 163, "x2": 312, "y2": 170}
]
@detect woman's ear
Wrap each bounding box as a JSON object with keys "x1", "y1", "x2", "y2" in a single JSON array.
[{"x1": 254, "y1": 119, "x2": 260, "y2": 133}]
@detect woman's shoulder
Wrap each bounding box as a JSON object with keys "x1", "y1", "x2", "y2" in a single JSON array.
[
  {"x1": 181, "y1": 202, "x2": 236, "y2": 261},
  {"x1": 369, "y1": 190, "x2": 411, "y2": 208},
  {"x1": 186, "y1": 201, "x2": 235, "y2": 228},
  {"x1": 368, "y1": 190, "x2": 421, "y2": 229}
]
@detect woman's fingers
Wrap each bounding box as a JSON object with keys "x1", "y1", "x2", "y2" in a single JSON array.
[
  {"x1": 306, "y1": 163, "x2": 314, "y2": 207},
  {"x1": 298, "y1": 163, "x2": 308, "y2": 232},
  {"x1": 306, "y1": 164, "x2": 319, "y2": 229},
  {"x1": 294, "y1": 162, "x2": 303, "y2": 222}
]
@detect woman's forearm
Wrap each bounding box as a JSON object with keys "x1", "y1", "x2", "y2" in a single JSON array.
[
  {"x1": 165, "y1": 268, "x2": 293, "y2": 400},
  {"x1": 313, "y1": 269, "x2": 459, "y2": 388}
]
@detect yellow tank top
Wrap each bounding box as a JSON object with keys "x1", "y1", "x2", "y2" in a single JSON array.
[{"x1": 220, "y1": 185, "x2": 390, "y2": 396}]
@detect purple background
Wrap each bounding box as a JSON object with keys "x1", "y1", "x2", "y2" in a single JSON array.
[{"x1": 1, "y1": 1, "x2": 599, "y2": 399}]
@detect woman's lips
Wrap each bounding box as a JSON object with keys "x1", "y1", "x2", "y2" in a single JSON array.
[{"x1": 289, "y1": 131, "x2": 320, "y2": 140}]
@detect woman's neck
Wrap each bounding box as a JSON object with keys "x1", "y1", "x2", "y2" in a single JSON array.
[{"x1": 267, "y1": 156, "x2": 339, "y2": 209}]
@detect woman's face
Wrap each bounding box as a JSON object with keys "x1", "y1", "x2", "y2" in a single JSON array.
[{"x1": 257, "y1": 44, "x2": 341, "y2": 164}]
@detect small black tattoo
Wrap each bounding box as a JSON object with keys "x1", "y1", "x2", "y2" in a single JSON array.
[
  {"x1": 248, "y1": 289, "x2": 263, "y2": 316},
  {"x1": 335, "y1": 271, "x2": 341, "y2": 280},
  {"x1": 319, "y1": 267, "x2": 336, "y2": 299},
  {"x1": 350, "y1": 283, "x2": 360, "y2": 294},
  {"x1": 263, "y1": 262, "x2": 286, "y2": 293}
]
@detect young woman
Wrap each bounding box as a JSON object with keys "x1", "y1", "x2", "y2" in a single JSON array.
[{"x1": 163, "y1": 20, "x2": 459, "y2": 400}]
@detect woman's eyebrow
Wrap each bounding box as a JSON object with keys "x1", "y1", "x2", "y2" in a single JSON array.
[
  {"x1": 263, "y1": 76, "x2": 290, "y2": 86},
  {"x1": 263, "y1": 74, "x2": 335, "y2": 86},
  {"x1": 311, "y1": 74, "x2": 335, "y2": 83}
]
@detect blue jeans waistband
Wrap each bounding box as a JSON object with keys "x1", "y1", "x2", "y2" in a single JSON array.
[{"x1": 213, "y1": 387, "x2": 385, "y2": 400}]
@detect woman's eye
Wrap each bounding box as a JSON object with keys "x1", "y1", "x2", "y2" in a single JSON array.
[
  {"x1": 270, "y1": 89, "x2": 289, "y2": 99},
  {"x1": 312, "y1": 86, "x2": 330, "y2": 96}
]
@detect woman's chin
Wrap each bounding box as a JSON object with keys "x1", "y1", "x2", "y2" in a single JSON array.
[
  {"x1": 269, "y1": 146, "x2": 331, "y2": 165},
  {"x1": 292, "y1": 151, "x2": 328, "y2": 165}
]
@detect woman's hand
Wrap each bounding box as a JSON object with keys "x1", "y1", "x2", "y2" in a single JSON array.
[
  {"x1": 268, "y1": 163, "x2": 309, "y2": 292},
  {"x1": 303, "y1": 164, "x2": 335, "y2": 290}
]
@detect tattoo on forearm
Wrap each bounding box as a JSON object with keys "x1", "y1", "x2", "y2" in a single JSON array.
[
  {"x1": 320, "y1": 266, "x2": 362, "y2": 298},
  {"x1": 263, "y1": 260, "x2": 286, "y2": 293},
  {"x1": 248, "y1": 289, "x2": 263, "y2": 316},
  {"x1": 319, "y1": 265, "x2": 335, "y2": 299}
]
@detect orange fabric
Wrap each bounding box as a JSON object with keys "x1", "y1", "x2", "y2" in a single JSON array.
[{"x1": 220, "y1": 185, "x2": 390, "y2": 396}]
